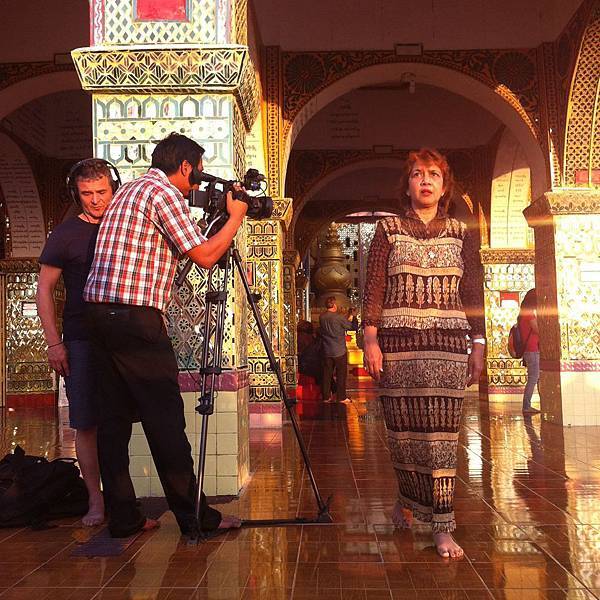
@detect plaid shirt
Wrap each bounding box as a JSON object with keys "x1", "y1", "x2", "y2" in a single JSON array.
[{"x1": 84, "y1": 168, "x2": 205, "y2": 312}]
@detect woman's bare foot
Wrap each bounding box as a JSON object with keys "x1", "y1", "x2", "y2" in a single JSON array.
[
  {"x1": 81, "y1": 495, "x2": 105, "y2": 527},
  {"x1": 433, "y1": 532, "x2": 463, "y2": 559},
  {"x1": 218, "y1": 514, "x2": 242, "y2": 529},
  {"x1": 391, "y1": 502, "x2": 413, "y2": 529}
]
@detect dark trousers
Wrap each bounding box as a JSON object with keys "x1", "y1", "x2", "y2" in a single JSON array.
[
  {"x1": 86, "y1": 303, "x2": 221, "y2": 537},
  {"x1": 321, "y1": 353, "x2": 348, "y2": 401}
]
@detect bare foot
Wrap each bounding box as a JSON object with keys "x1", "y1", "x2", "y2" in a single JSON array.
[
  {"x1": 433, "y1": 532, "x2": 463, "y2": 559},
  {"x1": 391, "y1": 501, "x2": 413, "y2": 529},
  {"x1": 81, "y1": 496, "x2": 105, "y2": 526},
  {"x1": 141, "y1": 518, "x2": 160, "y2": 531},
  {"x1": 218, "y1": 514, "x2": 242, "y2": 529}
]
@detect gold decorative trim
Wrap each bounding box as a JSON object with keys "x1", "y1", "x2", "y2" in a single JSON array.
[
  {"x1": 235, "y1": 57, "x2": 261, "y2": 130},
  {"x1": 281, "y1": 49, "x2": 540, "y2": 142},
  {"x1": 283, "y1": 250, "x2": 300, "y2": 268},
  {"x1": 265, "y1": 46, "x2": 282, "y2": 197},
  {"x1": 563, "y1": 1, "x2": 600, "y2": 186},
  {"x1": 0, "y1": 61, "x2": 75, "y2": 92},
  {"x1": 72, "y1": 46, "x2": 260, "y2": 130},
  {"x1": 524, "y1": 190, "x2": 600, "y2": 222},
  {"x1": 537, "y1": 43, "x2": 563, "y2": 188},
  {"x1": 480, "y1": 249, "x2": 536, "y2": 264},
  {"x1": 0, "y1": 259, "x2": 40, "y2": 273},
  {"x1": 269, "y1": 198, "x2": 293, "y2": 230},
  {"x1": 234, "y1": 0, "x2": 248, "y2": 46}
]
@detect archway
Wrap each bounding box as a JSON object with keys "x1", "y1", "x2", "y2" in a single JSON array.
[
  {"x1": 282, "y1": 62, "x2": 548, "y2": 200},
  {"x1": 289, "y1": 157, "x2": 403, "y2": 236},
  {"x1": 0, "y1": 71, "x2": 82, "y2": 122}
]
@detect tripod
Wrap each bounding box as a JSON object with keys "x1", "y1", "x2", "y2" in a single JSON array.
[{"x1": 181, "y1": 245, "x2": 332, "y2": 542}]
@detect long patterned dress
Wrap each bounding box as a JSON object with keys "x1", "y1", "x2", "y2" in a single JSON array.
[{"x1": 362, "y1": 208, "x2": 484, "y2": 533}]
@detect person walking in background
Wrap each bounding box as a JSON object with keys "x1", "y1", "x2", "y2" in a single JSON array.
[
  {"x1": 519, "y1": 289, "x2": 540, "y2": 414},
  {"x1": 319, "y1": 298, "x2": 358, "y2": 403},
  {"x1": 362, "y1": 148, "x2": 485, "y2": 559}
]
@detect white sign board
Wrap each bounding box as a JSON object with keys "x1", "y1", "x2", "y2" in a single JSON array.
[{"x1": 490, "y1": 130, "x2": 532, "y2": 249}]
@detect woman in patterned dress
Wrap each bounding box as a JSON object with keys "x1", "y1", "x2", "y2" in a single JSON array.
[{"x1": 362, "y1": 148, "x2": 485, "y2": 559}]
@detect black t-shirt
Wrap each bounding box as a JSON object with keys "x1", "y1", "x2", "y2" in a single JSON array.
[{"x1": 39, "y1": 216, "x2": 99, "y2": 341}]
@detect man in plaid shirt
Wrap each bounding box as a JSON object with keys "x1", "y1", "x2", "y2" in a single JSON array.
[{"x1": 84, "y1": 133, "x2": 247, "y2": 538}]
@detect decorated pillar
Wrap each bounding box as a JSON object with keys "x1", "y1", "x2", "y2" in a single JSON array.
[
  {"x1": 282, "y1": 250, "x2": 300, "y2": 395},
  {"x1": 246, "y1": 199, "x2": 292, "y2": 418},
  {"x1": 0, "y1": 135, "x2": 56, "y2": 407},
  {"x1": 72, "y1": 0, "x2": 260, "y2": 496},
  {"x1": 524, "y1": 192, "x2": 600, "y2": 426},
  {"x1": 0, "y1": 260, "x2": 63, "y2": 407},
  {"x1": 480, "y1": 249, "x2": 535, "y2": 395}
]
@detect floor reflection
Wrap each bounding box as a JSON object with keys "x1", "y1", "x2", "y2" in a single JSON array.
[{"x1": 1, "y1": 384, "x2": 600, "y2": 599}]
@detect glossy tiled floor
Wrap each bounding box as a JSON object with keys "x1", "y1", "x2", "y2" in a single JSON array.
[{"x1": 2, "y1": 381, "x2": 600, "y2": 599}]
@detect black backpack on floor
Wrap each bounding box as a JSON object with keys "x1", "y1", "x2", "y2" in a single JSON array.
[{"x1": 0, "y1": 445, "x2": 89, "y2": 529}]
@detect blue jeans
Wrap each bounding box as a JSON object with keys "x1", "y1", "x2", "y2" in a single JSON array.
[{"x1": 523, "y1": 351, "x2": 540, "y2": 409}]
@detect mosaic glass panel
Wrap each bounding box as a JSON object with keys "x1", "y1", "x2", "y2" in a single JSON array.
[
  {"x1": 555, "y1": 214, "x2": 600, "y2": 360},
  {"x1": 282, "y1": 252, "x2": 298, "y2": 387},
  {"x1": 92, "y1": 93, "x2": 245, "y2": 371},
  {"x1": 93, "y1": 94, "x2": 236, "y2": 182},
  {"x1": 483, "y1": 263, "x2": 535, "y2": 388},
  {"x1": 336, "y1": 223, "x2": 360, "y2": 306},
  {"x1": 333, "y1": 222, "x2": 376, "y2": 314},
  {"x1": 1, "y1": 264, "x2": 56, "y2": 394},
  {"x1": 246, "y1": 220, "x2": 285, "y2": 401},
  {"x1": 167, "y1": 230, "x2": 246, "y2": 371}
]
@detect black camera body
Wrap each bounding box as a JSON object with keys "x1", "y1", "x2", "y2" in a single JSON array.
[{"x1": 189, "y1": 168, "x2": 273, "y2": 235}]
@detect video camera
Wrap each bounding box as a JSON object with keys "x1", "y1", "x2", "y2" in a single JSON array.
[{"x1": 189, "y1": 168, "x2": 273, "y2": 236}]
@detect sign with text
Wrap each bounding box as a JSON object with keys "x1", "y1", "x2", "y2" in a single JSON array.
[
  {"x1": 490, "y1": 130, "x2": 532, "y2": 249},
  {"x1": 0, "y1": 134, "x2": 46, "y2": 257}
]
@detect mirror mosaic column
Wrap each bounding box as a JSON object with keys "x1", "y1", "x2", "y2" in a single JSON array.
[
  {"x1": 524, "y1": 192, "x2": 600, "y2": 426},
  {"x1": 246, "y1": 199, "x2": 292, "y2": 426},
  {"x1": 282, "y1": 249, "x2": 300, "y2": 397},
  {"x1": 72, "y1": 0, "x2": 260, "y2": 496}
]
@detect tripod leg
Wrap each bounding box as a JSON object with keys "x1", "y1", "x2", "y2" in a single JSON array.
[
  {"x1": 194, "y1": 256, "x2": 232, "y2": 531},
  {"x1": 231, "y1": 248, "x2": 332, "y2": 522}
]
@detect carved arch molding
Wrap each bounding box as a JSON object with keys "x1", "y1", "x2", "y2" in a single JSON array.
[
  {"x1": 265, "y1": 1, "x2": 597, "y2": 197},
  {"x1": 563, "y1": 0, "x2": 600, "y2": 186},
  {"x1": 265, "y1": 46, "x2": 541, "y2": 196},
  {"x1": 281, "y1": 49, "x2": 539, "y2": 134}
]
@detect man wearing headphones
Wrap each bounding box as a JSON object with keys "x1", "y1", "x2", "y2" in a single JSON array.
[
  {"x1": 36, "y1": 158, "x2": 118, "y2": 526},
  {"x1": 84, "y1": 133, "x2": 248, "y2": 539}
]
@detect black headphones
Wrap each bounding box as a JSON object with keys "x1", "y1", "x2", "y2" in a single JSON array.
[{"x1": 66, "y1": 158, "x2": 122, "y2": 206}]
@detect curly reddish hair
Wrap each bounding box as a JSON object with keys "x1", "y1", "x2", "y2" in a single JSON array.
[{"x1": 398, "y1": 148, "x2": 455, "y2": 213}]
